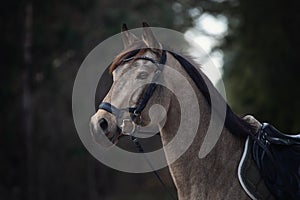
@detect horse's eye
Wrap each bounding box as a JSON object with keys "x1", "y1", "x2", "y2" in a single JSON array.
[{"x1": 136, "y1": 71, "x2": 149, "y2": 79}]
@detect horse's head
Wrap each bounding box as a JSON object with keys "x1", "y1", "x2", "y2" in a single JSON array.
[{"x1": 90, "y1": 23, "x2": 171, "y2": 147}]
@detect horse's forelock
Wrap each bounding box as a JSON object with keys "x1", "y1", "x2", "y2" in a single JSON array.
[{"x1": 109, "y1": 41, "x2": 162, "y2": 73}]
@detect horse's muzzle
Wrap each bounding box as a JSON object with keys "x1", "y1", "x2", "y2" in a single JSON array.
[{"x1": 90, "y1": 115, "x2": 120, "y2": 147}]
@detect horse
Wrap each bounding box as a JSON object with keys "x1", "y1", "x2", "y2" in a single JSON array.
[{"x1": 90, "y1": 23, "x2": 264, "y2": 200}]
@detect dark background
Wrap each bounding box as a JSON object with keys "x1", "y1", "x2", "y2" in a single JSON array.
[{"x1": 1, "y1": 0, "x2": 300, "y2": 199}]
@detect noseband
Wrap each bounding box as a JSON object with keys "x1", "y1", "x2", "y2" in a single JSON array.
[{"x1": 98, "y1": 50, "x2": 166, "y2": 135}]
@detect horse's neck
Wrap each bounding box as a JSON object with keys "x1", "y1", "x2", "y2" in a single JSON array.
[{"x1": 160, "y1": 54, "x2": 247, "y2": 200}]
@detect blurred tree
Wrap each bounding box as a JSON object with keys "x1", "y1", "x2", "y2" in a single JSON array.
[
  {"x1": 180, "y1": 0, "x2": 300, "y2": 132},
  {"x1": 0, "y1": 1, "x2": 191, "y2": 200},
  {"x1": 221, "y1": 0, "x2": 300, "y2": 132}
]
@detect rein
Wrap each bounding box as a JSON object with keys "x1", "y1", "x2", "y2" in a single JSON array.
[{"x1": 98, "y1": 50, "x2": 177, "y2": 200}]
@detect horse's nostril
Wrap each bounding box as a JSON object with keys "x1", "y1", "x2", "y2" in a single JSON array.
[{"x1": 99, "y1": 118, "x2": 108, "y2": 131}]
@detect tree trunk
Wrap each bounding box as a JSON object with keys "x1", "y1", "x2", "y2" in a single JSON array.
[{"x1": 22, "y1": 2, "x2": 34, "y2": 200}]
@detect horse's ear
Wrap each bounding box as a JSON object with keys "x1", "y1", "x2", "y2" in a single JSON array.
[
  {"x1": 121, "y1": 23, "x2": 139, "y2": 49},
  {"x1": 142, "y1": 22, "x2": 161, "y2": 49}
]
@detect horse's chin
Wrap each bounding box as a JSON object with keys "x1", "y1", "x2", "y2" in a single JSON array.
[{"x1": 106, "y1": 131, "x2": 124, "y2": 145}]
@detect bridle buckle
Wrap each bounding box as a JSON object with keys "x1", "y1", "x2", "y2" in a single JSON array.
[{"x1": 120, "y1": 118, "x2": 137, "y2": 136}]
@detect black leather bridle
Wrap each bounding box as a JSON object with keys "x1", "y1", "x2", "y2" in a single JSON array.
[{"x1": 98, "y1": 50, "x2": 166, "y2": 135}]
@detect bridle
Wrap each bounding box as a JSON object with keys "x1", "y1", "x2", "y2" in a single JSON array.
[
  {"x1": 98, "y1": 50, "x2": 177, "y2": 200},
  {"x1": 98, "y1": 50, "x2": 166, "y2": 136}
]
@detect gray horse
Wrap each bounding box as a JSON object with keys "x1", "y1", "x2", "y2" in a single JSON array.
[{"x1": 90, "y1": 23, "x2": 262, "y2": 200}]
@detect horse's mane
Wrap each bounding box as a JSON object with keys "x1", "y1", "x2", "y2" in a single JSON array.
[
  {"x1": 168, "y1": 51, "x2": 256, "y2": 138},
  {"x1": 109, "y1": 42, "x2": 256, "y2": 138}
]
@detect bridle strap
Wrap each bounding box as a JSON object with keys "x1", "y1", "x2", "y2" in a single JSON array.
[
  {"x1": 98, "y1": 102, "x2": 136, "y2": 117},
  {"x1": 99, "y1": 50, "x2": 166, "y2": 120},
  {"x1": 131, "y1": 50, "x2": 166, "y2": 119}
]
